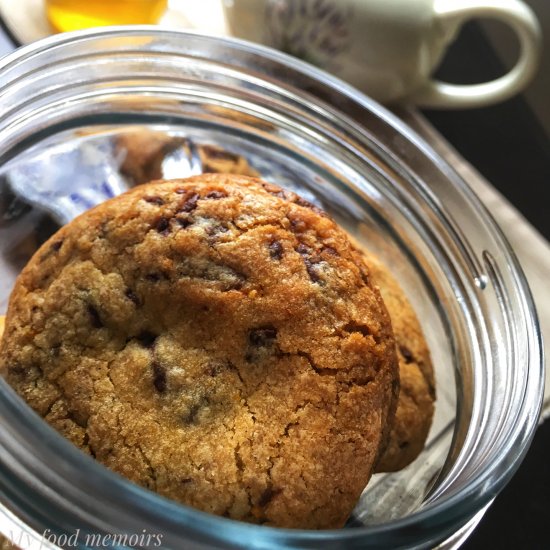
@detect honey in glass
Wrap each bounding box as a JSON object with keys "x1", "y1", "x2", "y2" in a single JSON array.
[{"x1": 45, "y1": 0, "x2": 168, "y2": 32}]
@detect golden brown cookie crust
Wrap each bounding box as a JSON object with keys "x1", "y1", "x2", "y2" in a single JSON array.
[
  {"x1": 1, "y1": 174, "x2": 398, "y2": 529},
  {"x1": 0, "y1": 535, "x2": 19, "y2": 550},
  {"x1": 363, "y1": 252, "x2": 435, "y2": 473}
]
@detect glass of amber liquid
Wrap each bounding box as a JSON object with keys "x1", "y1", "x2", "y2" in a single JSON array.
[{"x1": 45, "y1": 0, "x2": 168, "y2": 32}]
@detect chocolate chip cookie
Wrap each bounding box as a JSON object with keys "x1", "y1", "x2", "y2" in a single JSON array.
[
  {"x1": 117, "y1": 129, "x2": 258, "y2": 186},
  {"x1": 0, "y1": 174, "x2": 399, "y2": 529},
  {"x1": 364, "y1": 252, "x2": 435, "y2": 472}
]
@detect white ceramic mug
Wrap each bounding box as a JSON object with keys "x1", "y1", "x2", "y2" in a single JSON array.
[{"x1": 222, "y1": 0, "x2": 542, "y2": 108}]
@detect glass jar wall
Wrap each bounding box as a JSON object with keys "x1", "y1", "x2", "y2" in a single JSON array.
[{"x1": 0, "y1": 28, "x2": 543, "y2": 549}]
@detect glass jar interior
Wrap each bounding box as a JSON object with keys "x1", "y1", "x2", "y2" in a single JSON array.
[
  {"x1": 0, "y1": 29, "x2": 542, "y2": 549},
  {"x1": 0, "y1": 113, "x2": 458, "y2": 525}
]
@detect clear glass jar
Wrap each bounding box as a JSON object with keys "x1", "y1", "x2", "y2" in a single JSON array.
[{"x1": 0, "y1": 28, "x2": 543, "y2": 549}]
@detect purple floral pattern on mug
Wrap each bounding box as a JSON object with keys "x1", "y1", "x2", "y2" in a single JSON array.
[{"x1": 264, "y1": 0, "x2": 352, "y2": 72}]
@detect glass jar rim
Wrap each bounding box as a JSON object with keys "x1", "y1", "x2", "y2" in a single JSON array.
[{"x1": 0, "y1": 27, "x2": 544, "y2": 548}]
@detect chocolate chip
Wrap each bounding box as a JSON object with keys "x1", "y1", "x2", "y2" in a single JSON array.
[
  {"x1": 288, "y1": 215, "x2": 308, "y2": 233},
  {"x1": 181, "y1": 478, "x2": 193, "y2": 484},
  {"x1": 7, "y1": 364, "x2": 27, "y2": 376},
  {"x1": 179, "y1": 193, "x2": 199, "y2": 213},
  {"x1": 183, "y1": 404, "x2": 200, "y2": 424},
  {"x1": 323, "y1": 246, "x2": 338, "y2": 256},
  {"x1": 235, "y1": 450, "x2": 244, "y2": 471},
  {"x1": 269, "y1": 240, "x2": 284, "y2": 260},
  {"x1": 258, "y1": 487, "x2": 280, "y2": 507},
  {"x1": 249, "y1": 327, "x2": 277, "y2": 347},
  {"x1": 205, "y1": 190, "x2": 227, "y2": 200},
  {"x1": 202, "y1": 145, "x2": 239, "y2": 162},
  {"x1": 176, "y1": 217, "x2": 192, "y2": 228},
  {"x1": 152, "y1": 361, "x2": 167, "y2": 392},
  {"x1": 223, "y1": 278, "x2": 245, "y2": 291},
  {"x1": 304, "y1": 258, "x2": 321, "y2": 282},
  {"x1": 125, "y1": 289, "x2": 140, "y2": 305},
  {"x1": 294, "y1": 197, "x2": 314, "y2": 208},
  {"x1": 262, "y1": 182, "x2": 290, "y2": 200},
  {"x1": 360, "y1": 271, "x2": 370, "y2": 286},
  {"x1": 182, "y1": 401, "x2": 202, "y2": 424},
  {"x1": 143, "y1": 196, "x2": 164, "y2": 205},
  {"x1": 343, "y1": 321, "x2": 371, "y2": 337},
  {"x1": 205, "y1": 361, "x2": 225, "y2": 377},
  {"x1": 51, "y1": 240, "x2": 63, "y2": 252},
  {"x1": 87, "y1": 304, "x2": 103, "y2": 328},
  {"x1": 294, "y1": 196, "x2": 324, "y2": 215},
  {"x1": 136, "y1": 331, "x2": 157, "y2": 348},
  {"x1": 205, "y1": 222, "x2": 229, "y2": 237},
  {"x1": 40, "y1": 239, "x2": 64, "y2": 261},
  {"x1": 295, "y1": 243, "x2": 322, "y2": 283},
  {"x1": 215, "y1": 268, "x2": 247, "y2": 291},
  {"x1": 399, "y1": 345, "x2": 414, "y2": 364},
  {"x1": 145, "y1": 271, "x2": 169, "y2": 283},
  {"x1": 98, "y1": 222, "x2": 109, "y2": 239},
  {"x1": 399, "y1": 441, "x2": 410, "y2": 449},
  {"x1": 155, "y1": 216, "x2": 171, "y2": 235}
]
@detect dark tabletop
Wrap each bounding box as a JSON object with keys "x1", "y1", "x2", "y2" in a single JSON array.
[
  {"x1": 423, "y1": 21, "x2": 550, "y2": 550},
  {"x1": 0, "y1": 18, "x2": 549, "y2": 550}
]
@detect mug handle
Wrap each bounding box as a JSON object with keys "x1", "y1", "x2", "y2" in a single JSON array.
[{"x1": 411, "y1": 0, "x2": 542, "y2": 109}]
